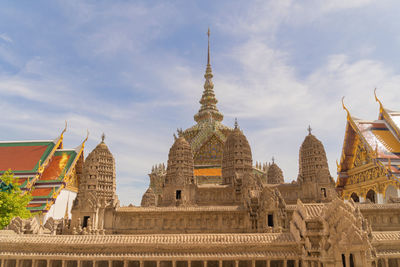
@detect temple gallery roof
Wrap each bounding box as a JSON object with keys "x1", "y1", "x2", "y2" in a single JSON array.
[
  {"x1": 0, "y1": 125, "x2": 86, "y2": 214},
  {"x1": 0, "y1": 140, "x2": 58, "y2": 174}
]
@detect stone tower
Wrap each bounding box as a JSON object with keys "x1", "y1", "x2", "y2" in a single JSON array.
[
  {"x1": 297, "y1": 128, "x2": 335, "y2": 202},
  {"x1": 71, "y1": 134, "x2": 117, "y2": 231},
  {"x1": 222, "y1": 121, "x2": 253, "y2": 185},
  {"x1": 160, "y1": 137, "x2": 196, "y2": 206},
  {"x1": 81, "y1": 134, "x2": 116, "y2": 203},
  {"x1": 267, "y1": 161, "x2": 284, "y2": 184}
]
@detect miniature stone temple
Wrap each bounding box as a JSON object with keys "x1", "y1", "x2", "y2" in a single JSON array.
[{"x1": 2, "y1": 32, "x2": 400, "y2": 267}]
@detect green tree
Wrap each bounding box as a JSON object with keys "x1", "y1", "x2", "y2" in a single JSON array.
[{"x1": 0, "y1": 170, "x2": 32, "y2": 229}]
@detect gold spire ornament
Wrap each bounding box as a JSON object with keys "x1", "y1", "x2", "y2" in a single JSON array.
[{"x1": 194, "y1": 28, "x2": 224, "y2": 123}]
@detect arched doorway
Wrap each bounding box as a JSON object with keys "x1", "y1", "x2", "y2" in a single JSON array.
[
  {"x1": 366, "y1": 189, "x2": 376, "y2": 203},
  {"x1": 350, "y1": 192, "x2": 360, "y2": 202},
  {"x1": 385, "y1": 185, "x2": 398, "y2": 203}
]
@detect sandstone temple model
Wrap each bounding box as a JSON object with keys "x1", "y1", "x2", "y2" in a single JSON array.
[{"x1": 2, "y1": 31, "x2": 400, "y2": 267}]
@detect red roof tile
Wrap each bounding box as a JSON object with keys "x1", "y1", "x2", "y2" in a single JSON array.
[{"x1": 0, "y1": 145, "x2": 48, "y2": 171}]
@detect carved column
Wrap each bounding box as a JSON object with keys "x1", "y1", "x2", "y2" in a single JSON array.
[
  {"x1": 62, "y1": 260, "x2": 65, "y2": 267},
  {"x1": 377, "y1": 193, "x2": 384, "y2": 204},
  {"x1": 251, "y1": 260, "x2": 255, "y2": 267},
  {"x1": 109, "y1": 261, "x2": 112, "y2": 267},
  {"x1": 172, "y1": 261, "x2": 176, "y2": 267},
  {"x1": 345, "y1": 254, "x2": 350, "y2": 267},
  {"x1": 235, "y1": 261, "x2": 238, "y2": 267},
  {"x1": 123, "y1": 261, "x2": 127, "y2": 267},
  {"x1": 283, "y1": 260, "x2": 287, "y2": 267},
  {"x1": 384, "y1": 258, "x2": 389, "y2": 267},
  {"x1": 139, "y1": 261, "x2": 143, "y2": 267},
  {"x1": 219, "y1": 261, "x2": 222, "y2": 267},
  {"x1": 266, "y1": 260, "x2": 270, "y2": 267},
  {"x1": 77, "y1": 260, "x2": 82, "y2": 267}
]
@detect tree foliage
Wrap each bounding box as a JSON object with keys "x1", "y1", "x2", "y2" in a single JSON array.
[{"x1": 0, "y1": 171, "x2": 32, "y2": 229}]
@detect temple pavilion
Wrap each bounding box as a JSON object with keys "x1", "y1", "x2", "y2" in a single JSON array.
[
  {"x1": 337, "y1": 90, "x2": 400, "y2": 203},
  {"x1": 0, "y1": 124, "x2": 86, "y2": 221}
]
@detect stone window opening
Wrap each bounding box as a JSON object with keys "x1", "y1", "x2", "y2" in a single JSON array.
[
  {"x1": 267, "y1": 214, "x2": 274, "y2": 227},
  {"x1": 176, "y1": 190, "x2": 182, "y2": 200}
]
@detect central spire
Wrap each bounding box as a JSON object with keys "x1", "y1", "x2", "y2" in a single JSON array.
[{"x1": 194, "y1": 28, "x2": 224, "y2": 123}]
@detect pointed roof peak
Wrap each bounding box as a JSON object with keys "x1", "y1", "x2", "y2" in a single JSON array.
[
  {"x1": 193, "y1": 28, "x2": 223, "y2": 123},
  {"x1": 207, "y1": 27, "x2": 210, "y2": 66}
]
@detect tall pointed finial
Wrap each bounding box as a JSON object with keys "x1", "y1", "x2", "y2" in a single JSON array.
[
  {"x1": 272, "y1": 156, "x2": 275, "y2": 164},
  {"x1": 308, "y1": 125, "x2": 312, "y2": 135},
  {"x1": 234, "y1": 118, "x2": 238, "y2": 129},
  {"x1": 101, "y1": 133, "x2": 105, "y2": 143},
  {"x1": 193, "y1": 28, "x2": 223, "y2": 123},
  {"x1": 207, "y1": 28, "x2": 211, "y2": 66}
]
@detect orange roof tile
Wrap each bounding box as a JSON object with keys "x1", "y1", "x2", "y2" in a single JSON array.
[
  {"x1": 41, "y1": 154, "x2": 71, "y2": 180},
  {"x1": 194, "y1": 168, "x2": 222, "y2": 177},
  {"x1": 31, "y1": 187, "x2": 53, "y2": 197}
]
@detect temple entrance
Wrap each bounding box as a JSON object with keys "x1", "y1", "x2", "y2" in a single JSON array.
[
  {"x1": 385, "y1": 185, "x2": 398, "y2": 203},
  {"x1": 350, "y1": 192, "x2": 360, "y2": 202},
  {"x1": 83, "y1": 216, "x2": 90, "y2": 228},
  {"x1": 366, "y1": 190, "x2": 376, "y2": 203}
]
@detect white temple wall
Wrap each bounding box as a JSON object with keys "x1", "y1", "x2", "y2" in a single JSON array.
[{"x1": 44, "y1": 189, "x2": 77, "y2": 222}]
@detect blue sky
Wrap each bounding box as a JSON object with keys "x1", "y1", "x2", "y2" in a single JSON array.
[{"x1": 1, "y1": 0, "x2": 400, "y2": 205}]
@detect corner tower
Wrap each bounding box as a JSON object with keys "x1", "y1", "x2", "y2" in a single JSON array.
[
  {"x1": 297, "y1": 127, "x2": 335, "y2": 202},
  {"x1": 160, "y1": 137, "x2": 196, "y2": 206},
  {"x1": 222, "y1": 121, "x2": 253, "y2": 185}
]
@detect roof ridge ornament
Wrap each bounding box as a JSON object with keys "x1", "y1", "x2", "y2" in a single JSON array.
[
  {"x1": 374, "y1": 88, "x2": 384, "y2": 114},
  {"x1": 341, "y1": 96, "x2": 351, "y2": 121},
  {"x1": 234, "y1": 118, "x2": 238, "y2": 129},
  {"x1": 308, "y1": 125, "x2": 312, "y2": 135}
]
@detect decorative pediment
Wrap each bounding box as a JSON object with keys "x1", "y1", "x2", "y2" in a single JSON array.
[
  {"x1": 353, "y1": 143, "x2": 372, "y2": 168},
  {"x1": 320, "y1": 198, "x2": 374, "y2": 258},
  {"x1": 194, "y1": 134, "x2": 224, "y2": 165}
]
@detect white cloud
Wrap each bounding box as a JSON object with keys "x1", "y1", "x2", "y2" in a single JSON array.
[{"x1": 0, "y1": 33, "x2": 12, "y2": 43}]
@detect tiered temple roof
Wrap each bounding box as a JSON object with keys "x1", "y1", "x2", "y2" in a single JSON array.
[
  {"x1": 337, "y1": 91, "x2": 400, "y2": 201},
  {"x1": 0, "y1": 125, "x2": 86, "y2": 214}
]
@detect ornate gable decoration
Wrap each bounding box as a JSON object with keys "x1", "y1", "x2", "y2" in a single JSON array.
[{"x1": 320, "y1": 198, "x2": 374, "y2": 259}]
